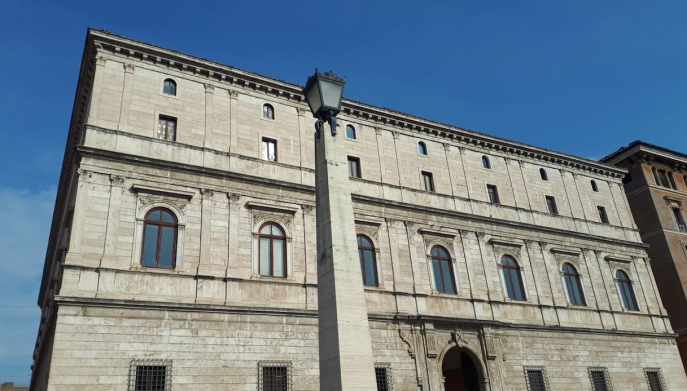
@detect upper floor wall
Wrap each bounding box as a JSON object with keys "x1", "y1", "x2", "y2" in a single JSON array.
[{"x1": 82, "y1": 31, "x2": 639, "y2": 244}]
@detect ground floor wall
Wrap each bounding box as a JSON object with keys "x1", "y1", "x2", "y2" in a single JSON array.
[{"x1": 38, "y1": 303, "x2": 687, "y2": 391}]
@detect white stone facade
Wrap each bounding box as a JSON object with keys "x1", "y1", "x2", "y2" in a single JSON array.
[{"x1": 30, "y1": 29, "x2": 687, "y2": 390}]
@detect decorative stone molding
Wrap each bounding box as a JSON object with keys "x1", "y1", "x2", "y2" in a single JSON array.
[
  {"x1": 228, "y1": 193, "x2": 241, "y2": 202},
  {"x1": 245, "y1": 200, "x2": 299, "y2": 214},
  {"x1": 130, "y1": 184, "x2": 195, "y2": 199},
  {"x1": 486, "y1": 235, "x2": 524, "y2": 248},
  {"x1": 204, "y1": 84, "x2": 214, "y2": 94},
  {"x1": 109, "y1": 175, "x2": 126, "y2": 186},
  {"x1": 123, "y1": 63, "x2": 135, "y2": 74},
  {"x1": 228, "y1": 89, "x2": 239, "y2": 99}
]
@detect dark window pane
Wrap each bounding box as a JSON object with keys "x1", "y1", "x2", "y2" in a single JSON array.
[
  {"x1": 539, "y1": 168, "x2": 548, "y2": 181},
  {"x1": 375, "y1": 367, "x2": 389, "y2": 391},
  {"x1": 158, "y1": 227, "x2": 175, "y2": 268},
  {"x1": 135, "y1": 365, "x2": 166, "y2": 391},
  {"x1": 149, "y1": 210, "x2": 161, "y2": 222},
  {"x1": 263, "y1": 366, "x2": 287, "y2": 391},
  {"x1": 273, "y1": 239, "x2": 285, "y2": 277},
  {"x1": 260, "y1": 237, "x2": 270, "y2": 275},
  {"x1": 346, "y1": 125, "x2": 357, "y2": 139},
  {"x1": 142, "y1": 225, "x2": 158, "y2": 267},
  {"x1": 432, "y1": 259, "x2": 444, "y2": 293},
  {"x1": 160, "y1": 210, "x2": 175, "y2": 224},
  {"x1": 647, "y1": 371, "x2": 663, "y2": 391},
  {"x1": 362, "y1": 250, "x2": 378, "y2": 286},
  {"x1": 590, "y1": 370, "x2": 609, "y2": 391},
  {"x1": 502, "y1": 256, "x2": 525, "y2": 301},
  {"x1": 526, "y1": 369, "x2": 546, "y2": 391},
  {"x1": 440, "y1": 260, "x2": 456, "y2": 294}
]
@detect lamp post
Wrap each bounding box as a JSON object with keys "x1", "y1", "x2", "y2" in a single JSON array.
[{"x1": 303, "y1": 71, "x2": 378, "y2": 391}]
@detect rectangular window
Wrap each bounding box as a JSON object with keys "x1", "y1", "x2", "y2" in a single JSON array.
[
  {"x1": 645, "y1": 369, "x2": 664, "y2": 391},
  {"x1": 259, "y1": 362, "x2": 290, "y2": 391},
  {"x1": 487, "y1": 184, "x2": 500, "y2": 204},
  {"x1": 673, "y1": 207, "x2": 686, "y2": 232},
  {"x1": 262, "y1": 137, "x2": 277, "y2": 161},
  {"x1": 157, "y1": 115, "x2": 177, "y2": 141},
  {"x1": 658, "y1": 169, "x2": 671, "y2": 188},
  {"x1": 589, "y1": 368, "x2": 611, "y2": 391},
  {"x1": 598, "y1": 206, "x2": 609, "y2": 224},
  {"x1": 668, "y1": 172, "x2": 677, "y2": 189},
  {"x1": 652, "y1": 167, "x2": 661, "y2": 186},
  {"x1": 545, "y1": 196, "x2": 558, "y2": 215},
  {"x1": 525, "y1": 368, "x2": 547, "y2": 391},
  {"x1": 348, "y1": 156, "x2": 362, "y2": 178},
  {"x1": 422, "y1": 171, "x2": 435, "y2": 192},
  {"x1": 375, "y1": 366, "x2": 391, "y2": 391},
  {"x1": 129, "y1": 360, "x2": 171, "y2": 391}
]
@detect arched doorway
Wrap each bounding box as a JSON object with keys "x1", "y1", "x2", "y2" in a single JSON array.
[{"x1": 442, "y1": 347, "x2": 481, "y2": 391}]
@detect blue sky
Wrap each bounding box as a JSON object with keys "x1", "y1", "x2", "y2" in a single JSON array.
[{"x1": 1, "y1": 0, "x2": 686, "y2": 385}]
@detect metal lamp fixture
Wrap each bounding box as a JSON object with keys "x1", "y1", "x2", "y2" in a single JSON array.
[{"x1": 303, "y1": 70, "x2": 345, "y2": 136}]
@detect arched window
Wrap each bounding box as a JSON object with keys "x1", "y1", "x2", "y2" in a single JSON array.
[
  {"x1": 562, "y1": 263, "x2": 586, "y2": 306},
  {"x1": 500, "y1": 255, "x2": 526, "y2": 301},
  {"x1": 357, "y1": 235, "x2": 378, "y2": 287},
  {"x1": 346, "y1": 125, "x2": 357, "y2": 140},
  {"x1": 482, "y1": 155, "x2": 491, "y2": 169},
  {"x1": 258, "y1": 222, "x2": 286, "y2": 277},
  {"x1": 262, "y1": 103, "x2": 275, "y2": 120},
  {"x1": 162, "y1": 79, "x2": 177, "y2": 96},
  {"x1": 616, "y1": 270, "x2": 639, "y2": 311},
  {"x1": 539, "y1": 168, "x2": 548, "y2": 181},
  {"x1": 141, "y1": 208, "x2": 178, "y2": 268},
  {"x1": 430, "y1": 246, "x2": 456, "y2": 294},
  {"x1": 591, "y1": 180, "x2": 598, "y2": 192},
  {"x1": 417, "y1": 141, "x2": 428, "y2": 156}
]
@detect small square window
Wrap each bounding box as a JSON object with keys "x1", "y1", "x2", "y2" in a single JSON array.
[
  {"x1": 422, "y1": 171, "x2": 435, "y2": 192},
  {"x1": 262, "y1": 137, "x2": 278, "y2": 162},
  {"x1": 346, "y1": 124, "x2": 357, "y2": 140},
  {"x1": 128, "y1": 359, "x2": 171, "y2": 391},
  {"x1": 524, "y1": 367, "x2": 548, "y2": 391},
  {"x1": 375, "y1": 365, "x2": 392, "y2": 391},
  {"x1": 487, "y1": 184, "x2": 500, "y2": 205},
  {"x1": 258, "y1": 361, "x2": 291, "y2": 391},
  {"x1": 545, "y1": 196, "x2": 558, "y2": 215},
  {"x1": 348, "y1": 156, "x2": 362, "y2": 178},
  {"x1": 157, "y1": 115, "x2": 177, "y2": 141},
  {"x1": 598, "y1": 206, "x2": 609, "y2": 224}
]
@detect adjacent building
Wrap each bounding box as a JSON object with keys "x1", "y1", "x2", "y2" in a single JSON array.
[
  {"x1": 30, "y1": 29, "x2": 687, "y2": 391},
  {"x1": 602, "y1": 141, "x2": 687, "y2": 369}
]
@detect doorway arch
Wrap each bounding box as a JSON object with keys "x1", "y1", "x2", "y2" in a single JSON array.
[{"x1": 441, "y1": 346, "x2": 483, "y2": 391}]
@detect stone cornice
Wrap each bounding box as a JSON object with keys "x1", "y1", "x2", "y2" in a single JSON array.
[{"x1": 87, "y1": 29, "x2": 627, "y2": 180}]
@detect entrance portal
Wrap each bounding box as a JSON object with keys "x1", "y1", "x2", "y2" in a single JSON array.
[{"x1": 442, "y1": 347, "x2": 481, "y2": 391}]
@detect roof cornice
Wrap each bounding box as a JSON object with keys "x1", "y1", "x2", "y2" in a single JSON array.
[
  {"x1": 87, "y1": 28, "x2": 627, "y2": 179},
  {"x1": 602, "y1": 140, "x2": 687, "y2": 169}
]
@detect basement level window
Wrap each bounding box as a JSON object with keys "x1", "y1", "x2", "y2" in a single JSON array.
[
  {"x1": 525, "y1": 368, "x2": 548, "y2": 391},
  {"x1": 375, "y1": 365, "x2": 392, "y2": 391},
  {"x1": 645, "y1": 369, "x2": 665, "y2": 391},
  {"x1": 258, "y1": 361, "x2": 291, "y2": 391},
  {"x1": 129, "y1": 360, "x2": 171, "y2": 391}
]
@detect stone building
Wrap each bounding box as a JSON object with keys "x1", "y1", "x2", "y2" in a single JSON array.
[
  {"x1": 602, "y1": 141, "x2": 687, "y2": 370},
  {"x1": 1, "y1": 383, "x2": 29, "y2": 391},
  {"x1": 30, "y1": 29, "x2": 686, "y2": 391}
]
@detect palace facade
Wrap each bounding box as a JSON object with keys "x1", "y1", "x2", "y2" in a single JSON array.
[{"x1": 31, "y1": 29, "x2": 687, "y2": 391}]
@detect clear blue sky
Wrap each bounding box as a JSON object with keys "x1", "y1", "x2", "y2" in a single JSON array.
[{"x1": 1, "y1": 0, "x2": 686, "y2": 385}]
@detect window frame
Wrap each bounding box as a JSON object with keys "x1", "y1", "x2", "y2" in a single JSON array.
[
  {"x1": 523, "y1": 366, "x2": 549, "y2": 391},
  {"x1": 482, "y1": 155, "x2": 491, "y2": 169},
  {"x1": 421, "y1": 171, "x2": 435, "y2": 193},
  {"x1": 258, "y1": 222, "x2": 287, "y2": 278},
  {"x1": 258, "y1": 361, "x2": 291, "y2": 391},
  {"x1": 345, "y1": 124, "x2": 357, "y2": 140},
  {"x1": 500, "y1": 255, "x2": 527, "y2": 301},
  {"x1": 162, "y1": 78, "x2": 177, "y2": 96},
  {"x1": 374, "y1": 363, "x2": 392, "y2": 391},
  {"x1": 591, "y1": 180, "x2": 599, "y2": 192},
  {"x1": 598, "y1": 206, "x2": 609, "y2": 224},
  {"x1": 262, "y1": 137, "x2": 278, "y2": 162},
  {"x1": 562, "y1": 263, "x2": 587, "y2": 306},
  {"x1": 545, "y1": 195, "x2": 558, "y2": 215},
  {"x1": 348, "y1": 156, "x2": 362, "y2": 178},
  {"x1": 357, "y1": 234, "x2": 379, "y2": 287},
  {"x1": 140, "y1": 207, "x2": 178, "y2": 269},
  {"x1": 157, "y1": 114, "x2": 177, "y2": 142},
  {"x1": 417, "y1": 141, "x2": 428, "y2": 156},
  {"x1": 128, "y1": 359, "x2": 172, "y2": 391},
  {"x1": 430, "y1": 245, "x2": 457, "y2": 295},
  {"x1": 539, "y1": 168, "x2": 548, "y2": 181},
  {"x1": 672, "y1": 207, "x2": 686, "y2": 232},
  {"x1": 644, "y1": 368, "x2": 665, "y2": 391},
  {"x1": 615, "y1": 269, "x2": 639, "y2": 311},
  {"x1": 487, "y1": 184, "x2": 500, "y2": 205},
  {"x1": 262, "y1": 103, "x2": 275, "y2": 120},
  {"x1": 588, "y1": 367, "x2": 613, "y2": 391}
]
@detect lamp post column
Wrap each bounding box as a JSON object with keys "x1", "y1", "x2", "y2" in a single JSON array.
[{"x1": 315, "y1": 117, "x2": 378, "y2": 391}]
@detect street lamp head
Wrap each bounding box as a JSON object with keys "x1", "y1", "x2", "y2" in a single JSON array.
[{"x1": 303, "y1": 70, "x2": 345, "y2": 122}]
